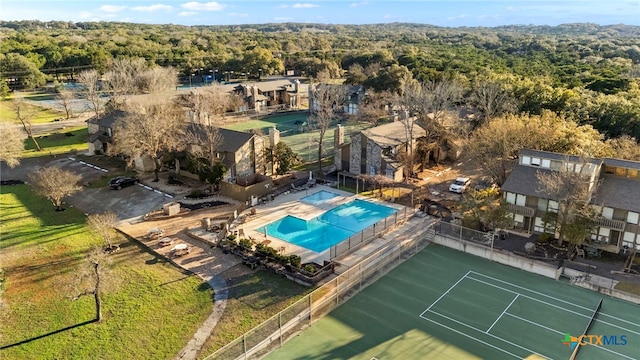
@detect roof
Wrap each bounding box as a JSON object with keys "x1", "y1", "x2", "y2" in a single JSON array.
[
  {"x1": 89, "y1": 110, "x2": 127, "y2": 129},
  {"x1": 603, "y1": 158, "x2": 640, "y2": 170},
  {"x1": 361, "y1": 120, "x2": 421, "y2": 148},
  {"x1": 519, "y1": 149, "x2": 602, "y2": 166},
  {"x1": 218, "y1": 128, "x2": 255, "y2": 153},
  {"x1": 256, "y1": 79, "x2": 298, "y2": 93},
  {"x1": 592, "y1": 175, "x2": 640, "y2": 212},
  {"x1": 500, "y1": 165, "x2": 555, "y2": 198},
  {"x1": 187, "y1": 123, "x2": 255, "y2": 153}
]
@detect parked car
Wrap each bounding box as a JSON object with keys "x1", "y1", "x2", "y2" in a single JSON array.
[
  {"x1": 109, "y1": 176, "x2": 139, "y2": 190},
  {"x1": 449, "y1": 177, "x2": 471, "y2": 193},
  {"x1": 474, "y1": 178, "x2": 498, "y2": 192}
]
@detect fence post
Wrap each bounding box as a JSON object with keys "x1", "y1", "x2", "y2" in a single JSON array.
[
  {"x1": 243, "y1": 334, "x2": 247, "y2": 360},
  {"x1": 279, "y1": 312, "x2": 283, "y2": 347},
  {"x1": 309, "y1": 294, "x2": 313, "y2": 323},
  {"x1": 373, "y1": 223, "x2": 376, "y2": 236}
]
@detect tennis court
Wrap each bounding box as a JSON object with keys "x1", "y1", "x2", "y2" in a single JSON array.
[{"x1": 266, "y1": 245, "x2": 640, "y2": 359}]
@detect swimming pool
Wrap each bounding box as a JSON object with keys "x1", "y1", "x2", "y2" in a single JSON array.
[
  {"x1": 300, "y1": 190, "x2": 340, "y2": 205},
  {"x1": 256, "y1": 199, "x2": 398, "y2": 252}
]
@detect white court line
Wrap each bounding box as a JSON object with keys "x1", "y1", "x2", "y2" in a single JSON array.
[
  {"x1": 487, "y1": 295, "x2": 519, "y2": 334},
  {"x1": 425, "y1": 309, "x2": 550, "y2": 360},
  {"x1": 419, "y1": 271, "x2": 470, "y2": 317},
  {"x1": 467, "y1": 274, "x2": 640, "y2": 336},
  {"x1": 505, "y1": 313, "x2": 636, "y2": 360},
  {"x1": 420, "y1": 315, "x2": 522, "y2": 359},
  {"x1": 469, "y1": 271, "x2": 640, "y2": 329}
]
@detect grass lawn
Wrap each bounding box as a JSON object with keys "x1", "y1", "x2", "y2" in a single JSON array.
[
  {"x1": 0, "y1": 98, "x2": 64, "y2": 124},
  {"x1": 223, "y1": 113, "x2": 370, "y2": 163},
  {"x1": 196, "y1": 265, "x2": 313, "y2": 358},
  {"x1": 22, "y1": 126, "x2": 88, "y2": 158},
  {"x1": 0, "y1": 184, "x2": 214, "y2": 360}
]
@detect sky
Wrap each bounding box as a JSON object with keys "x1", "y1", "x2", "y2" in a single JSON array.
[{"x1": 0, "y1": 0, "x2": 639, "y2": 27}]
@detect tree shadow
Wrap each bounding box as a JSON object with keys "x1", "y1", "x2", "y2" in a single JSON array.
[{"x1": 0, "y1": 318, "x2": 98, "y2": 350}]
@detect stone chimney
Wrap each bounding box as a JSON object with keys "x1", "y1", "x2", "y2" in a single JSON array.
[
  {"x1": 334, "y1": 124, "x2": 344, "y2": 170},
  {"x1": 269, "y1": 126, "x2": 280, "y2": 147}
]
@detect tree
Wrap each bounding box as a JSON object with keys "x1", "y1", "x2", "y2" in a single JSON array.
[
  {"x1": 394, "y1": 80, "x2": 423, "y2": 180},
  {"x1": 423, "y1": 79, "x2": 463, "y2": 126},
  {"x1": 138, "y1": 66, "x2": 178, "y2": 93},
  {"x1": 607, "y1": 135, "x2": 640, "y2": 161},
  {"x1": 87, "y1": 212, "x2": 118, "y2": 251},
  {"x1": 110, "y1": 100, "x2": 186, "y2": 182},
  {"x1": 71, "y1": 247, "x2": 112, "y2": 322},
  {"x1": 0, "y1": 123, "x2": 26, "y2": 167},
  {"x1": 12, "y1": 96, "x2": 41, "y2": 151},
  {"x1": 55, "y1": 88, "x2": 75, "y2": 119},
  {"x1": 267, "y1": 142, "x2": 301, "y2": 175},
  {"x1": 469, "y1": 77, "x2": 516, "y2": 126},
  {"x1": 536, "y1": 161, "x2": 598, "y2": 249},
  {"x1": 309, "y1": 83, "x2": 346, "y2": 175},
  {"x1": 182, "y1": 86, "x2": 227, "y2": 188},
  {"x1": 355, "y1": 90, "x2": 391, "y2": 126},
  {"x1": 76, "y1": 69, "x2": 104, "y2": 119},
  {"x1": 28, "y1": 166, "x2": 82, "y2": 211},
  {"x1": 103, "y1": 57, "x2": 147, "y2": 98}
]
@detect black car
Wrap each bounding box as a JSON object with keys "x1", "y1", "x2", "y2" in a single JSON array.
[{"x1": 109, "y1": 176, "x2": 139, "y2": 190}]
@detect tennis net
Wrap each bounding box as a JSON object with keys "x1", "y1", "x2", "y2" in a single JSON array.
[{"x1": 570, "y1": 298, "x2": 603, "y2": 360}]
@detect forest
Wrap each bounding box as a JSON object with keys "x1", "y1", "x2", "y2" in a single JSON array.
[{"x1": 1, "y1": 20, "x2": 639, "y2": 141}]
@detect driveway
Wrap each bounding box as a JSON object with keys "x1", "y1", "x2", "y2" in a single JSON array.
[{"x1": 2, "y1": 156, "x2": 172, "y2": 222}]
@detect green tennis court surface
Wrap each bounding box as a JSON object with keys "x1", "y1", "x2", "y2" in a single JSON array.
[{"x1": 266, "y1": 245, "x2": 640, "y2": 359}]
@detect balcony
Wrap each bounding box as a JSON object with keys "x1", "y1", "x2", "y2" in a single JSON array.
[
  {"x1": 506, "y1": 203, "x2": 535, "y2": 217},
  {"x1": 597, "y1": 218, "x2": 626, "y2": 232}
]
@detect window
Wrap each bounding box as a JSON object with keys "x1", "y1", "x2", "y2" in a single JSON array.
[
  {"x1": 548, "y1": 200, "x2": 559, "y2": 213},
  {"x1": 516, "y1": 194, "x2": 526, "y2": 206},
  {"x1": 602, "y1": 207, "x2": 614, "y2": 220},
  {"x1": 506, "y1": 192, "x2": 516, "y2": 204},
  {"x1": 541, "y1": 159, "x2": 551, "y2": 168},
  {"x1": 531, "y1": 157, "x2": 541, "y2": 166},
  {"x1": 565, "y1": 163, "x2": 574, "y2": 172},
  {"x1": 627, "y1": 212, "x2": 639, "y2": 225},
  {"x1": 522, "y1": 156, "x2": 531, "y2": 165},
  {"x1": 628, "y1": 169, "x2": 639, "y2": 179},
  {"x1": 574, "y1": 164, "x2": 583, "y2": 173},
  {"x1": 537, "y1": 198, "x2": 548, "y2": 211},
  {"x1": 534, "y1": 217, "x2": 546, "y2": 233}
]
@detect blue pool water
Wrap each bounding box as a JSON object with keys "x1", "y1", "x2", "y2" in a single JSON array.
[
  {"x1": 256, "y1": 199, "x2": 398, "y2": 252},
  {"x1": 300, "y1": 190, "x2": 340, "y2": 205}
]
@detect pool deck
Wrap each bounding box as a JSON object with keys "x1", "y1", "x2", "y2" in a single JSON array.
[{"x1": 230, "y1": 185, "x2": 408, "y2": 264}]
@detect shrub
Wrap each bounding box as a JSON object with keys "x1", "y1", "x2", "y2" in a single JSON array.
[
  {"x1": 226, "y1": 234, "x2": 236, "y2": 241},
  {"x1": 304, "y1": 264, "x2": 315, "y2": 273},
  {"x1": 238, "y1": 238, "x2": 253, "y2": 251},
  {"x1": 537, "y1": 233, "x2": 553, "y2": 244},
  {"x1": 288, "y1": 254, "x2": 301, "y2": 268}
]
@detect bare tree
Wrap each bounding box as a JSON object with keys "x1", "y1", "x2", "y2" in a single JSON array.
[
  {"x1": 76, "y1": 69, "x2": 104, "y2": 119},
  {"x1": 29, "y1": 166, "x2": 82, "y2": 211},
  {"x1": 424, "y1": 79, "x2": 462, "y2": 126},
  {"x1": 0, "y1": 123, "x2": 26, "y2": 167},
  {"x1": 56, "y1": 88, "x2": 75, "y2": 119},
  {"x1": 12, "y1": 96, "x2": 42, "y2": 151},
  {"x1": 110, "y1": 101, "x2": 186, "y2": 182},
  {"x1": 103, "y1": 58, "x2": 147, "y2": 98},
  {"x1": 536, "y1": 161, "x2": 599, "y2": 250},
  {"x1": 394, "y1": 81, "x2": 423, "y2": 180},
  {"x1": 469, "y1": 77, "x2": 515, "y2": 126},
  {"x1": 356, "y1": 90, "x2": 391, "y2": 127},
  {"x1": 309, "y1": 83, "x2": 346, "y2": 175},
  {"x1": 138, "y1": 66, "x2": 178, "y2": 94},
  {"x1": 182, "y1": 86, "x2": 228, "y2": 187},
  {"x1": 87, "y1": 212, "x2": 119, "y2": 251},
  {"x1": 72, "y1": 247, "x2": 112, "y2": 322}
]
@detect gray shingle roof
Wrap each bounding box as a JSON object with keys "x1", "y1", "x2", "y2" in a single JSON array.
[
  {"x1": 88, "y1": 110, "x2": 127, "y2": 128},
  {"x1": 592, "y1": 175, "x2": 640, "y2": 212},
  {"x1": 500, "y1": 165, "x2": 555, "y2": 198},
  {"x1": 187, "y1": 123, "x2": 255, "y2": 153}
]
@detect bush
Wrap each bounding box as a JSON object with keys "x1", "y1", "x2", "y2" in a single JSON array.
[
  {"x1": 304, "y1": 264, "x2": 315, "y2": 273},
  {"x1": 537, "y1": 233, "x2": 553, "y2": 244},
  {"x1": 226, "y1": 234, "x2": 236, "y2": 241},
  {"x1": 288, "y1": 254, "x2": 301, "y2": 268},
  {"x1": 238, "y1": 238, "x2": 253, "y2": 251}
]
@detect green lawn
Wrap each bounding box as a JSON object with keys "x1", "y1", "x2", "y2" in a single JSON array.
[
  {"x1": 22, "y1": 126, "x2": 89, "y2": 158},
  {"x1": 197, "y1": 265, "x2": 313, "y2": 358},
  {"x1": 0, "y1": 184, "x2": 214, "y2": 360},
  {"x1": 0, "y1": 98, "x2": 64, "y2": 124}
]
